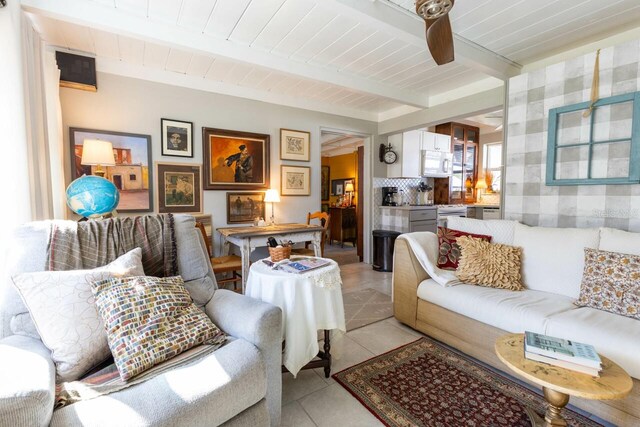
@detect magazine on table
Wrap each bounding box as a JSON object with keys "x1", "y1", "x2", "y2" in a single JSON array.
[
  {"x1": 524, "y1": 331, "x2": 601, "y2": 370},
  {"x1": 262, "y1": 257, "x2": 331, "y2": 274},
  {"x1": 524, "y1": 351, "x2": 601, "y2": 376}
]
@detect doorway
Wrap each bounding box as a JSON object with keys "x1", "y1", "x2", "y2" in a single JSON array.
[{"x1": 320, "y1": 130, "x2": 366, "y2": 266}]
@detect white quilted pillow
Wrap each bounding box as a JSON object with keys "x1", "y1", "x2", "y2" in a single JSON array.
[{"x1": 11, "y1": 248, "x2": 145, "y2": 382}]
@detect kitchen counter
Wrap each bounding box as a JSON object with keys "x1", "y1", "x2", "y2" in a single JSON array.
[
  {"x1": 470, "y1": 204, "x2": 500, "y2": 208},
  {"x1": 379, "y1": 205, "x2": 436, "y2": 211}
]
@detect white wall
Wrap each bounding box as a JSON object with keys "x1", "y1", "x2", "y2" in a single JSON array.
[{"x1": 60, "y1": 72, "x2": 378, "y2": 253}]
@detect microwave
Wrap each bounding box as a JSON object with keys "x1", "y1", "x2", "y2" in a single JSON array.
[{"x1": 421, "y1": 150, "x2": 453, "y2": 177}]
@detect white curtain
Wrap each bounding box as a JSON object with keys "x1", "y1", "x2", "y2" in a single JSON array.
[{"x1": 21, "y1": 14, "x2": 65, "y2": 220}]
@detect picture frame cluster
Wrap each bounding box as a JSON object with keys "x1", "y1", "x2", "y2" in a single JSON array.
[{"x1": 69, "y1": 121, "x2": 314, "y2": 224}]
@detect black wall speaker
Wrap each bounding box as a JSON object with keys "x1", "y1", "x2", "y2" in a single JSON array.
[{"x1": 56, "y1": 51, "x2": 97, "y2": 92}]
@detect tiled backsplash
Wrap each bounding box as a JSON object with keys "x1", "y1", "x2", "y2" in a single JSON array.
[{"x1": 373, "y1": 177, "x2": 432, "y2": 229}]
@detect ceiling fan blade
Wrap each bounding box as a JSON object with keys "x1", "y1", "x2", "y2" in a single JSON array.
[{"x1": 425, "y1": 14, "x2": 454, "y2": 65}]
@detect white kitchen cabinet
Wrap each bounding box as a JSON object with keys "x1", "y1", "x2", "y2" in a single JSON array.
[
  {"x1": 387, "y1": 130, "x2": 421, "y2": 178},
  {"x1": 421, "y1": 132, "x2": 451, "y2": 153}
]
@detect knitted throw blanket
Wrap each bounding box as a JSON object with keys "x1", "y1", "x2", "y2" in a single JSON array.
[{"x1": 47, "y1": 214, "x2": 178, "y2": 277}]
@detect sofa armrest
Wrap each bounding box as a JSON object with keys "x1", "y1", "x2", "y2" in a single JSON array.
[
  {"x1": 393, "y1": 238, "x2": 429, "y2": 328},
  {"x1": 0, "y1": 335, "x2": 55, "y2": 427},
  {"x1": 205, "y1": 289, "x2": 282, "y2": 427}
]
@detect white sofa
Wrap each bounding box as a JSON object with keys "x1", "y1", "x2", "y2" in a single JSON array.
[{"x1": 393, "y1": 217, "x2": 640, "y2": 426}]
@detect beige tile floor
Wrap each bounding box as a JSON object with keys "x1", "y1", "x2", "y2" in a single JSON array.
[{"x1": 280, "y1": 262, "x2": 613, "y2": 427}]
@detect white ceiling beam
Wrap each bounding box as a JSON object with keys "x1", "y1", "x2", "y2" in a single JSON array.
[
  {"x1": 327, "y1": 0, "x2": 522, "y2": 80},
  {"x1": 378, "y1": 86, "x2": 504, "y2": 135},
  {"x1": 21, "y1": 0, "x2": 429, "y2": 108}
]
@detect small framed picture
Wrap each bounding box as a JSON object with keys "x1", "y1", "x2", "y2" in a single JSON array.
[
  {"x1": 155, "y1": 162, "x2": 202, "y2": 213},
  {"x1": 331, "y1": 178, "x2": 354, "y2": 196},
  {"x1": 226, "y1": 192, "x2": 265, "y2": 224},
  {"x1": 281, "y1": 165, "x2": 310, "y2": 196},
  {"x1": 280, "y1": 128, "x2": 310, "y2": 162},
  {"x1": 161, "y1": 118, "x2": 193, "y2": 158}
]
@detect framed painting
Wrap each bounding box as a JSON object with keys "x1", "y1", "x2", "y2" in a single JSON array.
[
  {"x1": 281, "y1": 165, "x2": 310, "y2": 196},
  {"x1": 203, "y1": 127, "x2": 270, "y2": 190},
  {"x1": 321, "y1": 165, "x2": 330, "y2": 201},
  {"x1": 155, "y1": 162, "x2": 202, "y2": 214},
  {"x1": 321, "y1": 203, "x2": 329, "y2": 213},
  {"x1": 69, "y1": 127, "x2": 152, "y2": 212},
  {"x1": 161, "y1": 118, "x2": 193, "y2": 158},
  {"x1": 226, "y1": 192, "x2": 265, "y2": 224},
  {"x1": 331, "y1": 178, "x2": 354, "y2": 196},
  {"x1": 280, "y1": 128, "x2": 310, "y2": 162}
]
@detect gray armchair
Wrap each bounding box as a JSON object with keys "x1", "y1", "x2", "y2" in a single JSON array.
[{"x1": 0, "y1": 215, "x2": 282, "y2": 427}]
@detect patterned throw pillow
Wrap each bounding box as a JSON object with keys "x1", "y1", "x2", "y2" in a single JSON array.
[
  {"x1": 11, "y1": 248, "x2": 145, "y2": 382},
  {"x1": 576, "y1": 248, "x2": 640, "y2": 319},
  {"x1": 91, "y1": 275, "x2": 227, "y2": 381},
  {"x1": 437, "y1": 227, "x2": 492, "y2": 270},
  {"x1": 455, "y1": 236, "x2": 524, "y2": 291}
]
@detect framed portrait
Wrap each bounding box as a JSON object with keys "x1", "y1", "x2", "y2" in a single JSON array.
[
  {"x1": 70, "y1": 127, "x2": 152, "y2": 212},
  {"x1": 280, "y1": 128, "x2": 310, "y2": 162},
  {"x1": 281, "y1": 165, "x2": 310, "y2": 196},
  {"x1": 161, "y1": 118, "x2": 193, "y2": 158},
  {"x1": 321, "y1": 166, "x2": 330, "y2": 201},
  {"x1": 203, "y1": 127, "x2": 270, "y2": 190},
  {"x1": 226, "y1": 192, "x2": 265, "y2": 224},
  {"x1": 331, "y1": 178, "x2": 354, "y2": 196},
  {"x1": 155, "y1": 162, "x2": 202, "y2": 214}
]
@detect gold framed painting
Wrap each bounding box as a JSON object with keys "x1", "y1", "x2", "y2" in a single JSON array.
[
  {"x1": 226, "y1": 192, "x2": 266, "y2": 224},
  {"x1": 280, "y1": 128, "x2": 310, "y2": 162},
  {"x1": 281, "y1": 165, "x2": 310, "y2": 196},
  {"x1": 155, "y1": 162, "x2": 202, "y2": 214},
  {"x1": 202, "y1": 127, "x2": 270, "y2": 190}
]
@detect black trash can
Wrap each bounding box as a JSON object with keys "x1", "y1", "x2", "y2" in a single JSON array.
[{"x1": 372, "y1": 230, "x2": 402, "y2": 272}]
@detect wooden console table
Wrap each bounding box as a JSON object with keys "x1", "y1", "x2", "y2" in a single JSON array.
[{"x1": 328, "y1": 207, "x2": 356, "y2": 248}]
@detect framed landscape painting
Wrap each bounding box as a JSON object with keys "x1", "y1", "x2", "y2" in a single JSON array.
[
  {"x1": 69, "y1": 127, "x2": 152, "y2": 212},
  {"x1": 280, "y1": 128, "x2": 310, "y2": 162},
  {"x1": 281, "y1": 165, "x2": 310, "y2": 196},
  {"x1": 155, "y1": 162, "x2": 202, "y2": 214},
  {"x1": 161, "y1": 118, "x2": 193, "y2": 158},
  {"x1": 226, "y1": 192, "x2": 265, "y2": 224},
  {"x1": 203, "y1": 127, "x2": 270, "y2": 190}
]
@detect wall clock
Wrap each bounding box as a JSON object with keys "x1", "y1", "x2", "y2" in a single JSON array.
[{"x1": 379, "y1": 143, "x2": 398, "y2": 164}]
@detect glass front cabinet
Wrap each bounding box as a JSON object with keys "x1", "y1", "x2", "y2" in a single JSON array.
[{"x1": 435, "y1": 122, "x2": 479, "y2": 204}]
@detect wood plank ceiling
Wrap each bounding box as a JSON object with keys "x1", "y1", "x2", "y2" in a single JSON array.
[{"x1": 24, "y1": 0, "x2": 640, "y2": 121}]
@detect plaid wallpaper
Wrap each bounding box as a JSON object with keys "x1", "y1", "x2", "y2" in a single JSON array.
[{"x1": 504, "y1": 39, "x2": 640, "y2": 231}]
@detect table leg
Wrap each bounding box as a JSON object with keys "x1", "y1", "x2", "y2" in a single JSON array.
[
  {"x1": 323, "y1": 330, "x2": 331, "y2": 378},
  {"x1": 524, "y1": 387, "x2": 569, "y2": 427},
  {"x1": 312, "y1": 231, "x2": 322, "y2": 257},
  {"x1": 223, "y1": 240, "x2": 231, "y2": 256},
  {"x1": 241, "y1": 239, "x2": 251, "y2": 294}
]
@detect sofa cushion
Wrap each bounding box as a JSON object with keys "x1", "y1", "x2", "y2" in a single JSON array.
[
  {"x1": 436, "y1": 227, "x2": 491, "y2": 270},
  {"x1": 92, "y1": 275, "x2": 227, "y2": 381},
  {"x1": 545, "y1": 307, "x2": 640, "y2": 379},
  {"x1": 11, "y1": 248, "x2": 145, "y2": 382},
  {"x1": 513, "y1": 223, "x2": 600, "y2": 298},
  {"x1": 445, "y1": 217, "x2": 517, "y2": 245},
  {"x1": 599, "y1": 227, "x2": 640, "y2": 256},
  {"x1": 417, "y1": 279, "x2": 576, "y2": 333},
  {"x1": 50, "y1": 338, "x2": 267, "y2": 427},
  {"x1": 456, "y1": 237, "x2": 524, "y2": 291}
]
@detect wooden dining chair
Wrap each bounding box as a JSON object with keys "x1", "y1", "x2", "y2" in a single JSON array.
[
  {"x1": 291, "y1": 211, "x2": 331, "y2": 257},
  {"x1": 195, "y1": 221, "x2": 243, "y2": 292}
]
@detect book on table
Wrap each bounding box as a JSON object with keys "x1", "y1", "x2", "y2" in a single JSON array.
[
  {"x1": 263, "y1": 257, "x2": 331, "y2": 274},
  {"x1": 524, "y1": 351, "x2": 601, "y2": 377},
  {"x1": 524, "y1": 331, "x2": 602, "y2": 372}
]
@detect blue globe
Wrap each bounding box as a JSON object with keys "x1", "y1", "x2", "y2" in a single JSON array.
[{"x1": 66, "y1": 175, "x2": 120, "y2": 218}]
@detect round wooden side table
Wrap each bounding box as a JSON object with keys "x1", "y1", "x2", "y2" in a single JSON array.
[{"x1": 495, "y1": 333, "x2": 633, "y2": 427}]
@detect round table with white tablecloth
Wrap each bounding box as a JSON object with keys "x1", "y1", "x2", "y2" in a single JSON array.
[{"x1": 245, "y1": 257, "x2": 346, "y2": 377}]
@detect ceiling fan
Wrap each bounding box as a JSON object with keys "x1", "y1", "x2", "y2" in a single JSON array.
[{"x1": 415, "y1": 0, "x2": 455, "y2": 65}]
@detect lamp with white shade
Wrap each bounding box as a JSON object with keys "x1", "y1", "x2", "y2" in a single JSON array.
[
  {"x1": 264, "y1": 189, "x2": 280, "y2": 225},
  {"x1": 344, "y1": 181, "x2": 355, "y2": 207},
  {"x1": 81, "y1": 139, "x2": 116, "y2": 177},
  {"x1": 475, "y1": 178, "x2": 487, "y2": 203}
]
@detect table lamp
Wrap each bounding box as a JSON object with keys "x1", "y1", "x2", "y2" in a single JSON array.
[
  {"x1": 344, "y1": 181, "x2": 355, "y2": 206},
  {"x1": 81, "y1": 139, "x2": 116, "y2": 177},
  {"x1": 475, "y1": 178, "x2": 487, "y2": 203},
  {"x1": 264, "y1": 189, "x2": 280, "y2": 225}
]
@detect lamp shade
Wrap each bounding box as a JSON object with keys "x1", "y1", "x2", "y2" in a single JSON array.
[
  {"x1": 475, "y1": 178, "x2": 488, "y2": 190},
  {"x1": 264, "y1": 189, "x2": 280, "y2": 203},
  {"x1": 81, "y1": 139, "x2": 115, "y2": 166},
  {"x1": 345, "y1": 182, "x2": 355, "y2": 193}
]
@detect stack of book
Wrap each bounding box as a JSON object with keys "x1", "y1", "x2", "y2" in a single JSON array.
[{"x1": 524, "y1": 331, "x2": 602, "y2": 377}]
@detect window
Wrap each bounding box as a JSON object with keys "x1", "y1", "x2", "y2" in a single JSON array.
[
  {"x1": 129, "y1": 174, "x2": 137, "y2": 181},
  {"x1": 483, "y1": 143, "x2": 502, "y2": 192},
  {"x1": 546, "y1": 91, "x2": 640, "y2": 185}
]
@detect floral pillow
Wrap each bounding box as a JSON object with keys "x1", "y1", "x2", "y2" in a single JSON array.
[
  {"x1": 576, "y1": 248, "x2": 640, "y2": 320},
  {"x1": 437, "y1": 227, "x2": 492, "y2": 270}
]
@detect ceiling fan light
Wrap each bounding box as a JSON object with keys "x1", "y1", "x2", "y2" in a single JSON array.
[{"x1": 416, "y1": 0, "x2": 453, "y2": 20}]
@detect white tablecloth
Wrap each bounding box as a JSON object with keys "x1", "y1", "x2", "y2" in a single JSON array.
[{"x1": 245, "y1": 258, "x2": 346, "y2": 377}]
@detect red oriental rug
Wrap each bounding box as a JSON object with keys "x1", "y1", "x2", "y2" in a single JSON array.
[{"x1": 333, "y1": 337, "x2": 603, "y2": 427}]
